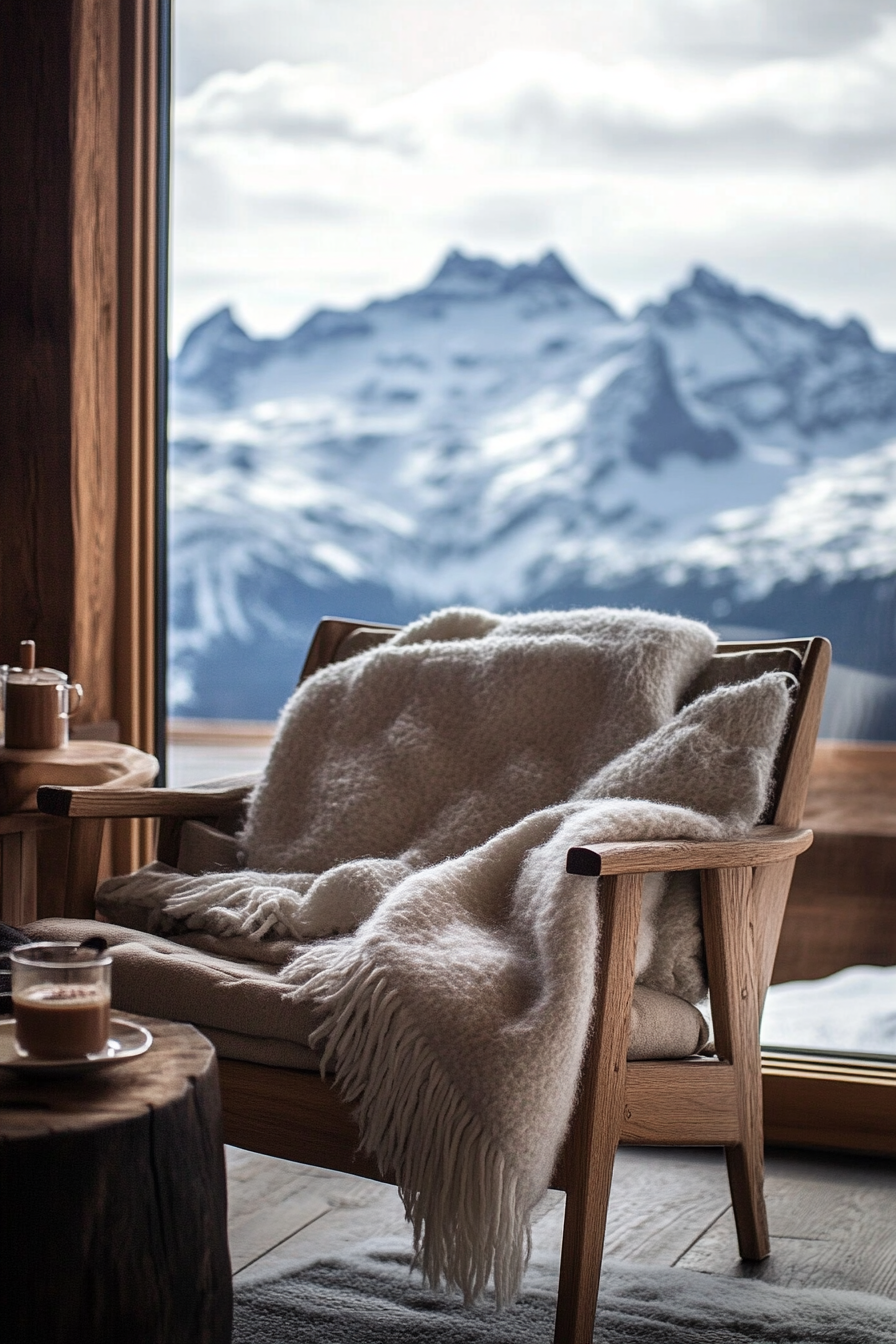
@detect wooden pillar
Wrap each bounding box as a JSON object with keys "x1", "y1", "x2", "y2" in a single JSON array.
[
  {"x1": 70, "y1": 0, "x2": 121, "y2": 730},
  {"x1": 114, "y1": 0, "x2": 167, "y2": 870},
  {"x1": 0, "y1": 0, "x2": 166, "y2": 873}
]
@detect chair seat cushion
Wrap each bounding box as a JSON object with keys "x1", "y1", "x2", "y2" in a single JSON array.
[{"x1": 25, "y1": 918, "x2": 709, "y2": 1068}]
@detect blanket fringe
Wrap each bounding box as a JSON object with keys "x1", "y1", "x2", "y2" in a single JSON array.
[{"x1": 290, "y1": 949, "x2": 532, "y2": 1306}]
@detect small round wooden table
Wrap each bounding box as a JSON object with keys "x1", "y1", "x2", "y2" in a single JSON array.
[
  {"x1": 0, "y1": 740, "x2": 159, "y2": 926},
  {"x1": 0, "y1": 1014, "x2": 231, "y2": 1344}
]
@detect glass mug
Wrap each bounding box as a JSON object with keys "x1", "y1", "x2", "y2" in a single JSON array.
[{"x1": 10, "y1": 943, "x2": 112, "y2": 1059}]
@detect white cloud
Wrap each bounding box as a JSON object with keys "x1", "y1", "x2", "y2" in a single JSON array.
[
  {"x1": 173, "y1": 0, "x2": 896, "y2": 95},
  {"x1": 170, "y1": 17, "x2": 896, "y2": 348}
]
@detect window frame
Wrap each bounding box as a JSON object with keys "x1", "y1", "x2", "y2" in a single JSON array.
[{"x1": 156, "y1": 1, "x2": 893, "y2": 1155}]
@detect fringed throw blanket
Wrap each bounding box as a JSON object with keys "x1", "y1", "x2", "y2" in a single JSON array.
[{"x1": 98, "y1": 608, "x2": 794, "y2": 1303}]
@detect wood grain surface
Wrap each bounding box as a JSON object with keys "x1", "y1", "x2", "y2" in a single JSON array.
[
  {"x1": 677, "y1": 1147, "x2": 896, "y2": 1298},
  {"x1": 114, "y1": 0, "x2": 163, "y2": 780},
  {"x1": 70, "y1": 0, "x2": 120, "y2": 727},
  {"x1": 567, "y1": 825, "x2": 812, "y2": 876},
  {"x1": 0, "y1": 1012, "x2": 209, "y2": 1135},
  {"x1": 554, "y1": 871, "x2": 643, "y2": 1343},
  {"x1": 775, "y1": 830, "x2": 896, "y2": 981},
  {"x1": 219, "y1": 1058, "x2": 384, "y2": 1184},
  {"x1": 802, "y1": 741, "x2": 896, "y2": 837},
  {"x1": 0, "y1": 830, "x2": 38, "y2": 926},
  {"x1": 769, "y1": 637, "x2": 831, "y2": 829},
  {"x1": 773, "y1": 741, "x2": 896, "y2": 983},
  {"x1": 227, "y1": 1148, "x2": 401, "y2": 1275},
  {"x1": 0, "y1": 1014, "x2": 231, "y2": 1344},
  {"x1": 0, "y1": 815, "x2": 66, "y2": 924},
  {"x1": 228, "y1": 1143, "x2": 896, "y2": 1303},
  {"x1": 40, "y1": 775, "x2": 252, "y2": 819},
  {"x1": 702, "y1": 865, "x2": 769, "y2": 1261},
  {"x1": 0, "y1": 1, "x2": 77, "y2": 676},
  {"x1": 763, "y1": 1052, "x2": 896, "y2": 1155},
  {"x1": 0, "y1": 0, "x2": 163, "y2": 872},
  {"x1": 1, "y1": 741, "x2": 158, "y2": 814},
  {"x1": 618, "y1": 1060, "x2": 740, "y2": 1146}
]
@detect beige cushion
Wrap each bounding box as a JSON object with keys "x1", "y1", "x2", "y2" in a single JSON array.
[
  {"x1": 25, "y1": 918, "x2": 322, "y2": 1070},
  {"x1": 627, "y1": 985, "x2": 709, "y2": 1060},
  {"x1": 26, "y1": 917, "x2": 708, "y2": 1068},
  {"x1": 177, "y1": 820, "x2": 244, "y2": 875}
]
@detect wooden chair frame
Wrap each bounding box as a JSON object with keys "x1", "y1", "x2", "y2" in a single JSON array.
[{"x1": 37, "y1": 621, "x2": 830, "y2": 1344}]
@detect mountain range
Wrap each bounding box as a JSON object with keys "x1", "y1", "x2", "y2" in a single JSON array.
[{"x1": 169, "y1": 250, "x2": 896, "y2": 734}]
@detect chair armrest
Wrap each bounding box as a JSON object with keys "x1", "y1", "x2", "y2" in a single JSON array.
[
  {"x1": 566, "y1": 824, "x2": 813, "y2": 877},
  {"x1": 37, "y1": 773, "x2": 259, "y2": 819}
]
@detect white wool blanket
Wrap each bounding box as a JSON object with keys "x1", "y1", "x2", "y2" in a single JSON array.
[{"x1": 98, "y1": 607, "x2": 794, "y2": 1304}]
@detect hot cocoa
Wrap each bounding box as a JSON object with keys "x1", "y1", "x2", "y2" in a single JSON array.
[{"x1": 13, "y1": 982, "x2": 111, "y2": 1059}]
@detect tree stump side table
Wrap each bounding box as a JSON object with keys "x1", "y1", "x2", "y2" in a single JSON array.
[{"x1": 0, "y1": 1014, "x2": 231, "y2": 1344}]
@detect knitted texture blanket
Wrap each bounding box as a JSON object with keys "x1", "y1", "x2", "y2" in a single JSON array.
[{"x1": 97, "y1": 607, "x2": 794, "y2": 1303}]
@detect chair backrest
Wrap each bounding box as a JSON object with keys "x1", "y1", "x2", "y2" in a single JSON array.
[
  {"x1": 299, "y1": 618, "x2": 831, "y2": 831},
  {"x1": 298, "y1": 618, "x2": 399, "y2": 682}
]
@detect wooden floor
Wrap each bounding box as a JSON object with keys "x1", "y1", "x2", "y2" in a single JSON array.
[{"x1": 228, "y1": 1143, "x2": 896, "y2": 1298}]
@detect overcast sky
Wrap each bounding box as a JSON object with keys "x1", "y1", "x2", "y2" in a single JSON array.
[{"x1": 170, "y1": 0, "x2": 896, "y2": 349}]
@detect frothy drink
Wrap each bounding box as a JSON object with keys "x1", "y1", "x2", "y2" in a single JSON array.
[{"x1": 13, "y1": 983, "x2": 111, "y2": 1059}]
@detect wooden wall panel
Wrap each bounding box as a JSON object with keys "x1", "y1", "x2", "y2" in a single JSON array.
[
  {"x1": 113, "y1": 0, "x2": 165, "y2": 871},
  {"x1": 774, "y1": 832, "x2": 896, "y2": 983},
  {"x1": 0, "y1": 1, "x2": 164, "y2": 874},
  {"x1": 801, "y1": 741, "x2": 896, "y2": 839},
  {"x1": 772, "y1": 742, "x2": 896, "y2": 984},
  {"x1": 0, "y1": 1, "x2": 77, "y2": 672},
  {"x1": 116, "y1": 0, "x2": 162, "y2": 764},
  {"x1": 70, "y1": 0, "x2": 120, "y2": 724}
]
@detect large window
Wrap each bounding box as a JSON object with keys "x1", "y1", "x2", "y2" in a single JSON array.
[{"x1": 167, "y1": 2, "x2": 896, "y2": 1093}]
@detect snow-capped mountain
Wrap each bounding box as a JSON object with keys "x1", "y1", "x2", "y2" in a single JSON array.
[{"x1": 169, "y1": 250, "x2": 896, "y2": 731}]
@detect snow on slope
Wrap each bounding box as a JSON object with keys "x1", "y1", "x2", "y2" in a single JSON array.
[
  {"x1": 168, "y1": 250, "x2": 896, "y2": 712},
  {"x1": 642, "y1": 267, "x2": 896, "y2": 454},
  {"x1": 673, "y1": 440, "x2": 896, "y2": 597},
  {"x1": 762, "y1": 965, "x2": 896, "y2": 1056}
]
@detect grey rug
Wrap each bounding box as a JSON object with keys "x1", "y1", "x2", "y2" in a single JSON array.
[{"x1": 233, "y1": 1238, "x2": 896, "y2": 1343}]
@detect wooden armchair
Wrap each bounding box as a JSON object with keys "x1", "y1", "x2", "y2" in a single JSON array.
[{"x1": 36, "y1": 619, "x2": 830, "y2": 1344}]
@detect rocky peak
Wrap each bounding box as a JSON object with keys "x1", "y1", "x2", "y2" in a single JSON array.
[{"x1": 420, "y1": 247, "x2": 615, "y2": 314}]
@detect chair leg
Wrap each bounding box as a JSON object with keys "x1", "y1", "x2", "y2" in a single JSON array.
[
  {"x1": 724, "y1": 979, "x2": 770, "y2": 1261},
  {"x1": 63, "y1": 818, "x2": 106, "y2": 919},
  {"x1": 725, "y1": 1130, "x2": 770, "y2": 1261},
  {"x1": 553, "y1": 872, "x2": 642, "y2": 1344},
  {"x1": 554, "y1": 1118, "x2": 621, "y2": 1344},
  {"x1": 702, "y1": 865, "x2": 771, "y2": 1264}
]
